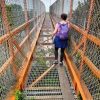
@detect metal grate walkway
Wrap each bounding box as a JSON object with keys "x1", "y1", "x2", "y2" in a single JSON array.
[{"x1": 22, "y1": 14, "x2": 75, "y2": 100}]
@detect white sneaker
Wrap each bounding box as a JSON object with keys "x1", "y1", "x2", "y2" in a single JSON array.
[{"x1": 59, "y1": 62, "x2": 63, "y2": 66}]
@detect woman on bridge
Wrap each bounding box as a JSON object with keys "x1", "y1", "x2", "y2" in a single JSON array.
[{"x1": 52, "y1": 13, "x2": 70, "y2": 66}]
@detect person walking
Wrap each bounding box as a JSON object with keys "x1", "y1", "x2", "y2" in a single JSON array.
[{"x1": 52, "y1": 13, "x2": 70, "y2": 66}]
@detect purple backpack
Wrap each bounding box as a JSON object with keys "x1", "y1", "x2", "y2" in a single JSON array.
[{"x1": 57, "y1": 23, "x2": 69, "y2": 39}]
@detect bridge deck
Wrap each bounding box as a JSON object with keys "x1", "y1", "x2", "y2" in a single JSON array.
[{"x1": 23, "y1": 14, "x2": 76, "y2": 100}]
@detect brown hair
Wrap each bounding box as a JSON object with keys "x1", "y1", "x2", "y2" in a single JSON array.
[{"x1": 61, "y1": 13, "x2": 67, "y2": 20}]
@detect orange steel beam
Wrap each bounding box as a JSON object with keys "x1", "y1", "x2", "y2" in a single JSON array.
[
  {"x1": 0, "y1": 57, "x2": 13, "y2": 75},
  {"x1": 24, "y1": 0, "x2": 28, "y2": 22},
  {"x1": 12, "y1": 40, "x2": 27, "y2": 59},
  {"x1": 73, "y1": 41, "x2": 100, "y2": 79},
  {"x1": 12, "y1": 63, "x2": 18, "y2": 75},
  {"x1": 86, "y1": 0, "x2": 95, "y2": 31},
  {"x1": 24, "y1": 0, "x2": 30, "y2": 50},
  {"x1": 27, "y1": 64, "x2": 55, "y2": 88},
  {"x1": 0, "y1": 15, "x2": 41, "y2": 44},
  {"x1": 69, "y1": 0, "x2": 73, "y2": 20},
  {"x1": 69, "y1": 22, "x2": 100, "y2": 46},
  {"x1": 72, "y1": 39, "x2": 84, "y2": 55},
  {"x1": 64, "y1": 52, "x2": 93, "y2": 100}
]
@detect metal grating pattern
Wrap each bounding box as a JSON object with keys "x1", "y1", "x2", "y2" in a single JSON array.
[
  {"x1": 23, "y1": 14, "x2": 64, "y2": 100},
  {"x1": 34, "y1": 68, "x2": 60, "y2": 87},
  {"x1": 25, "y1": 64, "x2": 48, "y2": 87},
  {"x1": 85, "y1": 40, "x2": 100, "y2": 69}
]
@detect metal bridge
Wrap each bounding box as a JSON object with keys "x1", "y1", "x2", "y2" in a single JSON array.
[{"x1": 0, "y1": 0, "x2": 100, "y2": 100}]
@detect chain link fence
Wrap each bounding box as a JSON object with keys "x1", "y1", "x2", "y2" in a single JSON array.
[
  {"x1": 0, "y1": 0, "x2": 45, "y2": 99},
  {"x1": 50, "y1": 0, "x2": 100, "y2": 99}
]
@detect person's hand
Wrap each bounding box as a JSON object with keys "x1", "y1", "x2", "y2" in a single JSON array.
[{"x1": 51, "y1": 34, "x2": 54, "y2": 39}]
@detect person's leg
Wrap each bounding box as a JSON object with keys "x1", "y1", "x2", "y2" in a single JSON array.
[
  {"x1": 55, "y1": 47, "x2": 58, "y2": 60},
  {"x1": 60, "y1": 48, "x2": 65, "y2": 65},
  {"x1": 54, "y1": 47, "x2": 58, "y2": 64}
]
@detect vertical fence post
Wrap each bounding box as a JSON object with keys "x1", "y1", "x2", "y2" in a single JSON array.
[
  {"x1": 24, "y1": 0, "x2": 29, "y2": 34},
  {"x1": 1, "y1": 0, "x2": 14, "y2": 57},
  {"x1": 86, "y1": 0, "x2": 95, "y2": 32},
  {"x1": 1, "y1": 0, "x2": 18, "y2": 75},
  {"x1": 62, "y1": 0, "x2": 64, "y2": 13},
  {"x1": 24, "y1": 0, "x2": 28, "y2": 23},
  {"x1": 23, "y1": 0, "x2": 30, "y2": 49},
  {"x1": 69, "y1": 0, "x2": 73, "y2": 21},
  {"x1": 79, "y1": 0, "x2": 95, "y2": 75}
]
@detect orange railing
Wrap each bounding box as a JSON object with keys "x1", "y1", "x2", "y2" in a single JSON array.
[{"x1": 0, "y1": 0, "x2": 45, "y2": 99}]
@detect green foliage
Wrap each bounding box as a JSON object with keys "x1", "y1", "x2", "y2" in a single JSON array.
[
  {"x1": 0, "y1": 85, "x2": 5, "y2": 93},
  {"x1": 37, "y1": 54, "x2": 46, "y2": 66},
  {"x1": 36, "y1": 50, "x2": 46, "y2": 66},
  {"x1": 72, "y1": 0, "x2": 89, "y2": 26},
  {"x1": 6, "y1": 4, "x2": 13, "y2": 27},
  {"x1": 78, "y1": 92, "x2": 83, "y2": 100},
  {"x1": 6, "y1": 4, "x2": 23, "y2": 28},
  {"x1": 76, "y1": 52, "x2": 81, "y2": 59},
  {"x1": 15, "y1": 90, "x2": 24, "y2": 100},
  {"x1": 46, "y1": 48, "x2": 54, "y2": 55},
  {"x1": 30, "y1": 97, "x2": 35, "y2": 100},
  {"x1": 75, "y1": 52, "x2": 81, "y2": 63}
]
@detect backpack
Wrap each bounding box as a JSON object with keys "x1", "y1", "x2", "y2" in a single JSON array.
[{"x1": 57, "y1": 23, "x2": 69, "y2": 40}]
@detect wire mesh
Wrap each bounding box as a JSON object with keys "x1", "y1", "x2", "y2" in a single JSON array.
[
  {"x1": 0, "y1": 64, "x2": 17, "y2": 99},
  {"x1": 82, "y1": 64, "x2": 100, "y2": 100},
  {"x1": 5, "y1": 0, "x2": 25, "y2": 30},
  {"x1": 89, "y1": 0, "x2": 100, "y2": 38},
  {"x1": 85, "y1": 40, "x2": 100, "y2": 69},
  {"x1": 13, "y1": 30, "x2": 26, "y2": 44},
  {"x1": 72, "y1": 0, "x2": 90, "y2": 29},
  {"x1": 0, "y1": 7, "x2": 6, "y2": 36},
  {"x1": 0, "y1": 41, "x2": 10, "y2": 67}
]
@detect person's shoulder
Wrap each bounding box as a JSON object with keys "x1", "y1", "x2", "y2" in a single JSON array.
[
  {"x1": 56, "y1": 22, "x2": 60, "y2": 25},
  {"x1": 56, "y1": 23, "x2": 60, "y2": 27}
]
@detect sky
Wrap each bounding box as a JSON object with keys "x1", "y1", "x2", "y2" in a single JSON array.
[{"x1": 41, "y1": 0, "x2": 57, "y2": 12}]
